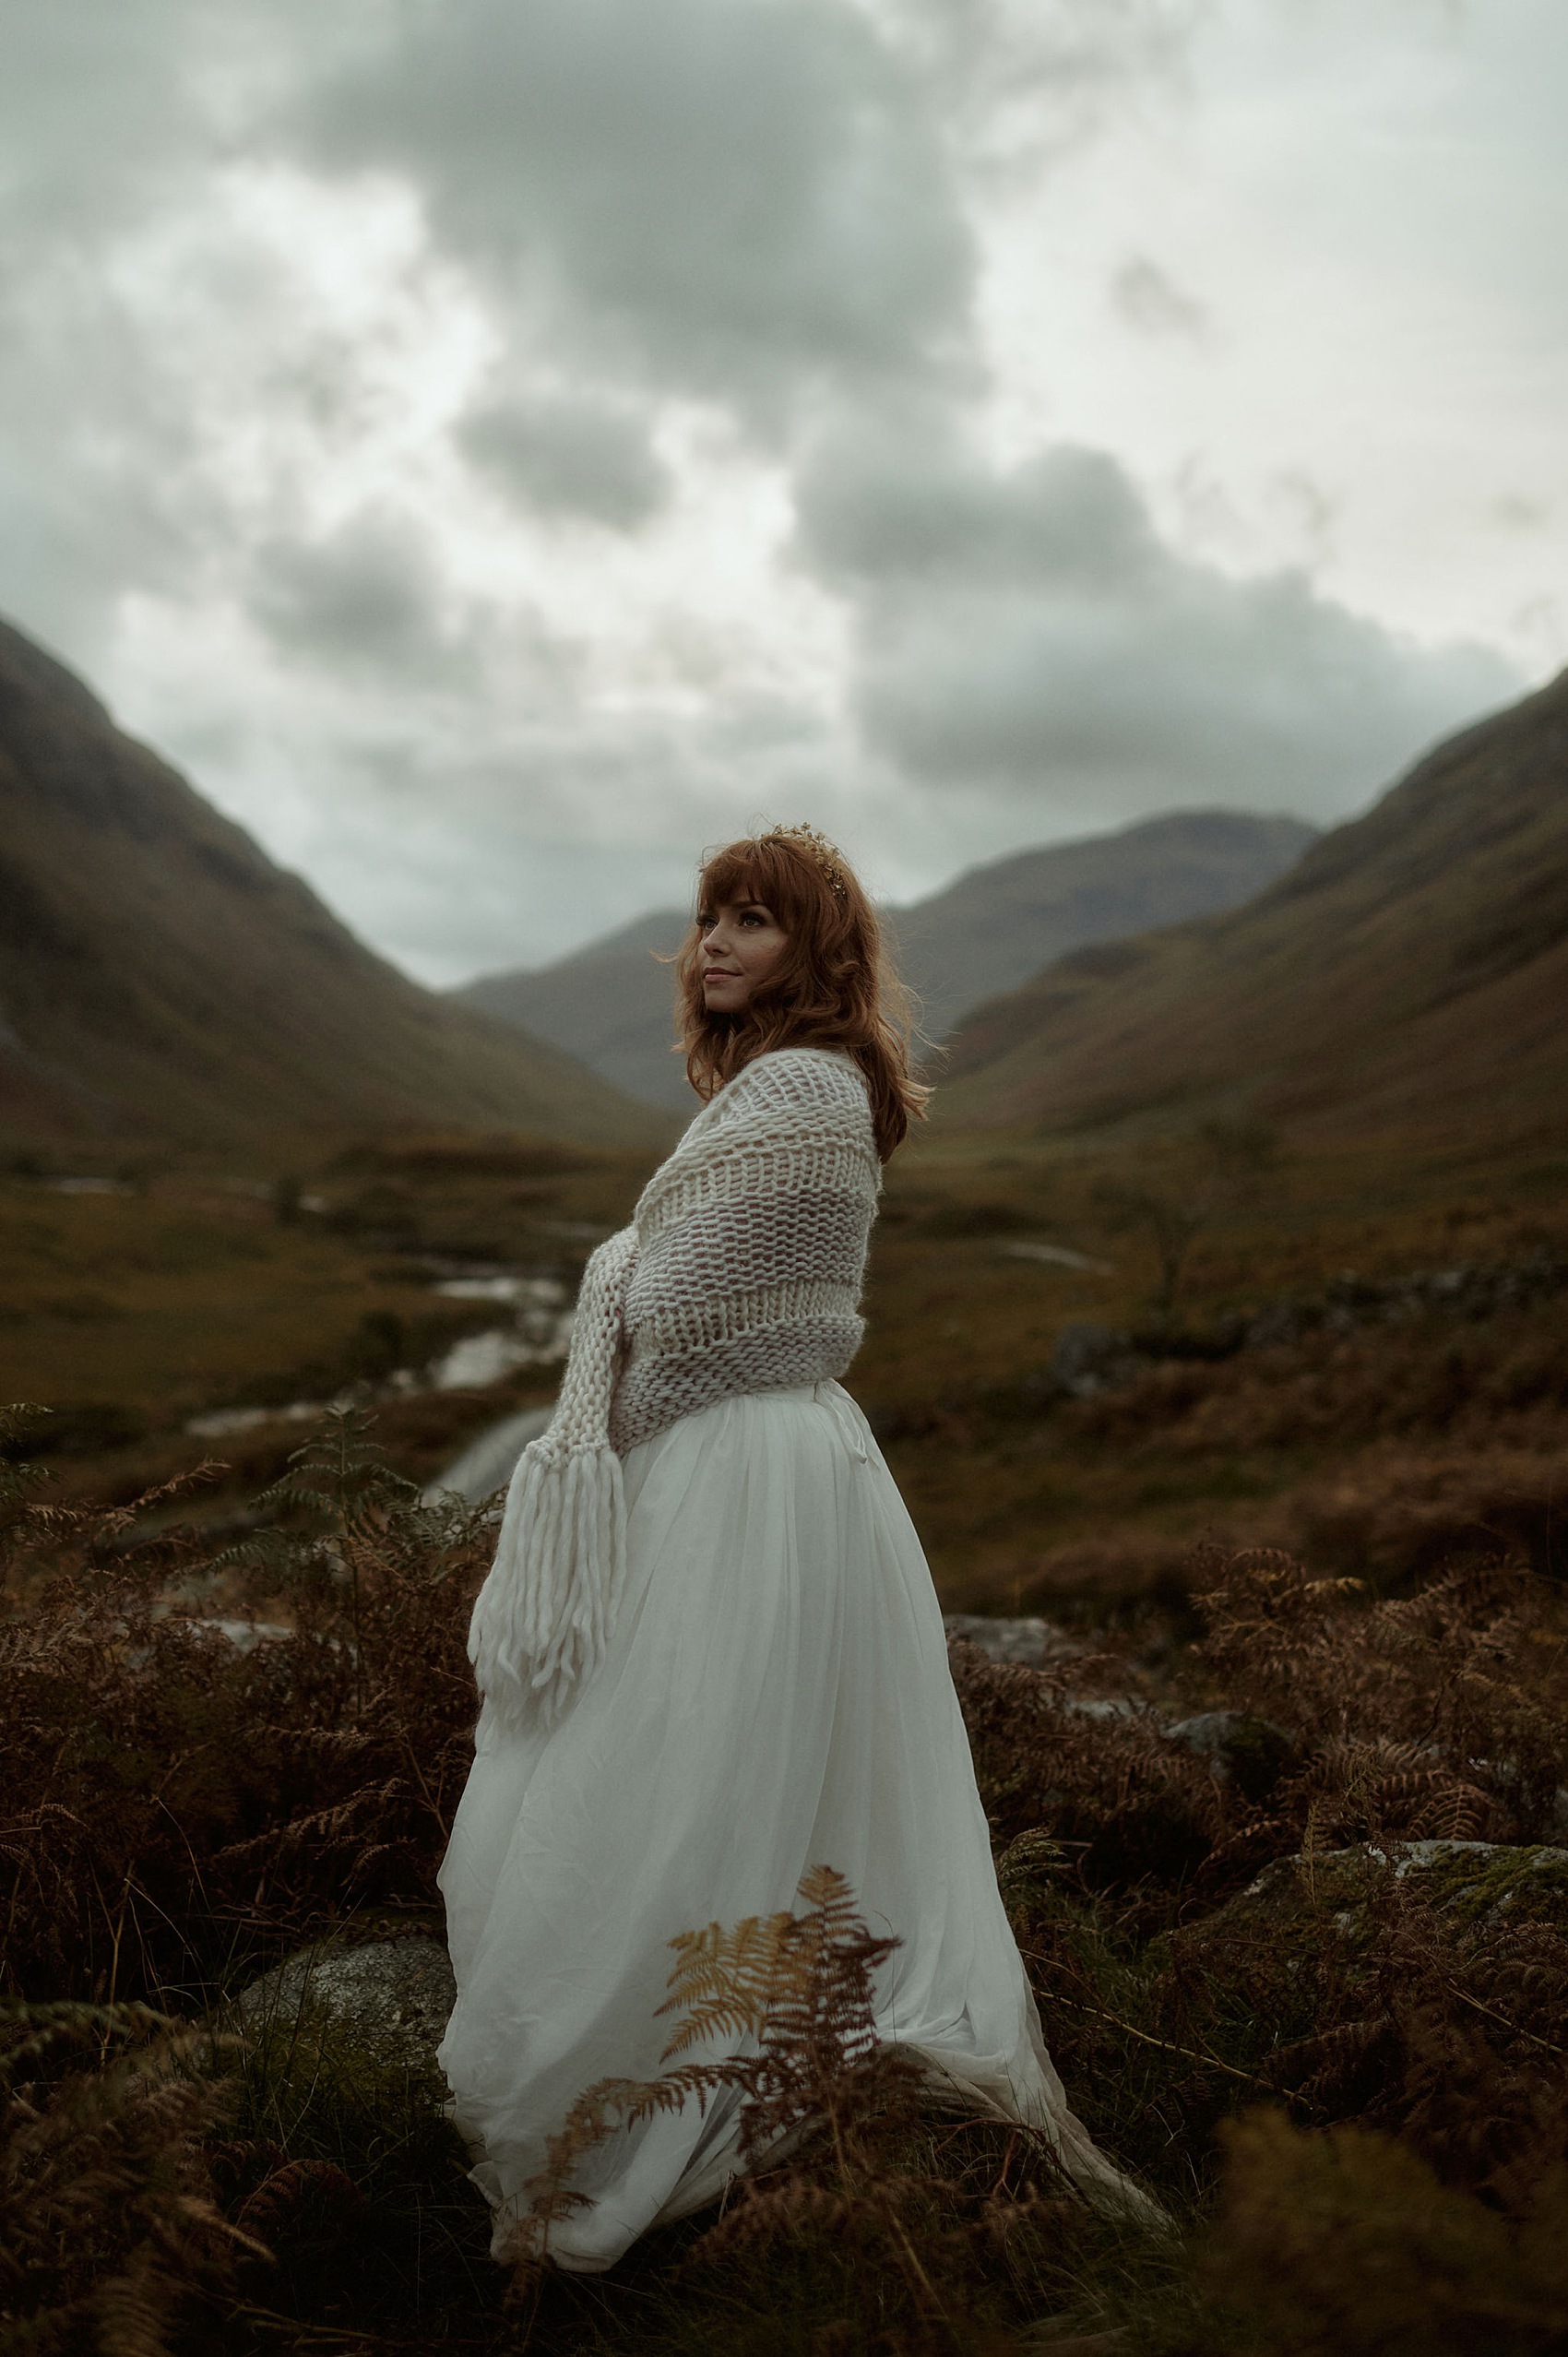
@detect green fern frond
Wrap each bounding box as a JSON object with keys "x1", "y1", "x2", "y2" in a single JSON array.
[{"x1": 247, "y1": 1404, "x2": 415, "y2": 1529}]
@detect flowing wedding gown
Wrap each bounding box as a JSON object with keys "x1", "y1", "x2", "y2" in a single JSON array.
[{"x1": 438, "y1": 1374, "x2": 1141, "y2": 2270}]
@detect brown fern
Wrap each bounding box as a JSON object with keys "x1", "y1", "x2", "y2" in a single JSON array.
[{"x1": 1, "y1": 2001, "x2": 248, "y2": 2355}]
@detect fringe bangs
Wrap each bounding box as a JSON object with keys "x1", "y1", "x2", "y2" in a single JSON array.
[{"x1": 675, "y1": 834, "x2": 929, "y2": 1161}]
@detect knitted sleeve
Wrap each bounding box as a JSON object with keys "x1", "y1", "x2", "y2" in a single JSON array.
[
  {"x1": 466, "y1": 1223, "x2": 636, "y2": 1729},
  {"x1": 610, "y1": 1048, "x2": 880, "y2": 1454}
]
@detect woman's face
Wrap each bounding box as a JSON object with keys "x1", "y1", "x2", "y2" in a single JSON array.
[{"x1": 695, "y1": 894, "x2": 789, "y2": 1013}]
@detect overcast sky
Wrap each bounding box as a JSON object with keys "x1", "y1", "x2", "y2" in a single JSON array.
[{"x1": 3, "y1": 0, "x2": 1562, "y2": 982}]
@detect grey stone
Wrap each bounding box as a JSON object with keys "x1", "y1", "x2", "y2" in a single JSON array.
[
  {"x1": 236, "y1": 1937, "x2": 456, "y2": 2080},
  {"x1": 943, "y1": 1613, "x2": 1073, "y2": 1667},
  {"x1": 1049, "y1": 1322, "x2": 1140, "y2": 1399},
  {"x1": 1214, "y1": 1842, "x2": 1568, "y2": 1935},
  {"x1": 194, "y1": 1617, "x2": 291, "y2": 1654},
  {"x1": 1165, "y1": 1710, "x2": 1247, "y2": 1758},
  {"x1": 1164, "y1": 1710, "x2": 1295, "y2": 1798}
]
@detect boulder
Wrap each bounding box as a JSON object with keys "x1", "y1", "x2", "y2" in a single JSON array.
[
  {"x1": 1049, "y1": 1322, "x2": 1141, "y2": 1398},
  {"x1": 1192, "y1": 1841, "x2": 1568, "y2": 1946},
  {"x1": 194, "y1": 1617, "x2": 291, "y2": 1654},
  {"x1": 236, "y1": 1936, "x2": 456, "y2": 2084},
  {"x1": 1163, "y1": 1710, "x2": 1295, "y2": 1802},
  {"x1": 943, "y1": 1613, "x2": 1075, "y2": 1667}
]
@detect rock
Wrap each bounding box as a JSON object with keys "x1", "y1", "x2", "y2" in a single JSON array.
[
  {"x1": 1049, "y1": 1322, "x2": 1141, "y2": 1399},
  {"x1": 193, "y1": 1617, "x2": 291, "y2": 1654},
  {"x1": 1164, "y1": 1710, "x2": 1295, "y2": 1801},
  {"x1": 1382, "y1": 1840, "x2": 1568, "y2": 1921},
  {"x1": 943, "y1": 1613, "x2": 1075, "y2": 1667},
  {"x1": 236, "y1": 1937, "x2": 456, "y2": 2083},
  {"x1": 1194, "y1": 1842, "x2": 1568, "y2": 1944}
]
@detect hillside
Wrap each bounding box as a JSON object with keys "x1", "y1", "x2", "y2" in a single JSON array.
[
  {"x1": 0, "y1": 619, "x2": 660, "y2": 1152},
  {"x1": 939, "y1": 667, "x2": 1568, "y2": 1143},
  {"x1": 456, "y1": 809, "x2": 1318, "y2": 1109},
  {"x1": 887, "y1": 808, "x2": 1318, "y2": 1039},
  {"x1": 459, "y1": 907, "x2": 693, "y2": 1112}
]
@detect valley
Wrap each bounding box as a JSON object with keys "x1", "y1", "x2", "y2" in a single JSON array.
[
  {"x1": 7, "y1": 1109, "x2": 1565, "y2": 1632},
  {"x1": 5, "y1": 616, "x2": 1568, "y2": 2356}
]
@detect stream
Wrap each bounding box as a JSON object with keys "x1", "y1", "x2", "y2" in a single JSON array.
[
  {"x1": 425, "y1": 1401, "x2": 554, "y2": 1504},
  {"x1": 184, "y1": 1263, "x2": 575, "y2": 1470}
]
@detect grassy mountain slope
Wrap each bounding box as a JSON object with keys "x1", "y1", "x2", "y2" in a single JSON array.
[
  {"x1": 459, "y1": 907, "x2": 693, "y2": 1112},
  {"x1": 0, "y1": 619, "x2": 661, "y2": 1152},
  {"x1": 939, "y1": 668, "x2": 1568, "y2": 1143},
  {"x1": 889, "y1": 808, "x2": 1318, "y2": 1039},
  {"x1": 455, "y1": 810, "x2": 1318, "y2": 1109}
]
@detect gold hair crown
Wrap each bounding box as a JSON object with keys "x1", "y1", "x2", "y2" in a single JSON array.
[{"x1": 761, "y1": 822, "x2": 849, "y2": 899}]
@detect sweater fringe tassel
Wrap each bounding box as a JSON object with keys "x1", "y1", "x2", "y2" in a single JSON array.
[{"x1": 468, "y1": 1437, "x2": 627, "y2": 1730}]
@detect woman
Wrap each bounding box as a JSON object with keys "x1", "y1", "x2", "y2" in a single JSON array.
[{"x1": 438, "y1": 824, "x2": 1138, "y2": 2270}]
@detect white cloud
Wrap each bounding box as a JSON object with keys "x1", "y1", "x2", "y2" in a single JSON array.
[
  {"x1": 0, "y1": 0, "x2": 1558, "y2": 986},
  {"x1": 1111, "y1": 255, "x2": 1209, "y2": 341},
  {"x1": 457, "y1": 395, "x2": 671, "y2": 528},
  {"x1": 794, "y1": 411, "x2": 1515, "y2": 825},
  {"x1": 291, "y1": 0, "x2": 978, "y2": 422}
]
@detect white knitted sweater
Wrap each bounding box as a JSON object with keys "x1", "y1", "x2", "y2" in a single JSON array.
[{"x1": 468, "y1": 1048, "x2": 881, "y2": 1726}]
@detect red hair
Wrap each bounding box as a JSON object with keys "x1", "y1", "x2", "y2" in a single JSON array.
[{"x1": 675, "y1": 831, "x2": 928, "y2": 1161}]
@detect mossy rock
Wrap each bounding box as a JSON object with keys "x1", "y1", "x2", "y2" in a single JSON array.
[
  {"x1": 1162, "y1": 1710, "x2": 1297, "y2": 1803},
  {"x1": 1192, "y1": 1841, "x2": 1568, "y2": 1948},
  {"x1": 234, "y1": 1935, "x2": 456, "y2": 2092}
]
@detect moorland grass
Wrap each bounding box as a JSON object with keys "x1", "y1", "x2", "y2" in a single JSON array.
[{"x1": 9, "y1": 1121, "x2": 1568, "y2": 1615}]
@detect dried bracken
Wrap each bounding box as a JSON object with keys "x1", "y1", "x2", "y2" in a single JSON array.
[
  {"x1": 2, "y1": 1407, "x2": 493, "y2": 2003},
  {"x1": 6, "y1": 1399, "x2": 1568, "y2": 2351},
  {"x1": 522, "y1": 1866, "x2": 1082, "y2": 2353},
  {"x1": 0, "y1": 2001, "x2": 248, "y2": 2356}
]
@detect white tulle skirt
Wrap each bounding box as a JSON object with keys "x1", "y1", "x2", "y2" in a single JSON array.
[{"x1": 437, "y1": 1380, "x2": 1132, "y2": 2271}]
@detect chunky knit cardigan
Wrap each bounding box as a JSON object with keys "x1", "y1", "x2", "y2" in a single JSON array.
[{"x1": 468, "y1": 1048, "x2": 881, "y2": 1727}]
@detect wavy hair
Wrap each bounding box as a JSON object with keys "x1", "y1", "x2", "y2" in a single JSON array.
[{"x1": 674, "y1": 832, "x2": 928, "y2": 1161}]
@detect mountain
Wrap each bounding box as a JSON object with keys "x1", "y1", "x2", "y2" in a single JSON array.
[
  {"x1": 886, "y1": 810, "x2": 1319, "y2": 1041},
  {"x1": 938, "y1": 669, "x2": 1568, "y2": 1143},
  {"x1": 459, "y1": 907, "x2": 695, "y2": 1112},
  {"x1": 0, "y1": 618, "x2": 662, "y2": 1151},
  {"x1": 454, "y1": 810, "x2": 1319, "y2": 1109}
]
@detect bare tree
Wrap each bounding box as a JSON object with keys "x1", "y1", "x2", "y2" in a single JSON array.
[{"x1": 1093, "y1": 1114, "x2": 1278, "y2": 1321}]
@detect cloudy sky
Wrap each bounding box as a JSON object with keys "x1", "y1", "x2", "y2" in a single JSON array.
[{"x1": 3, "y1": 0, "x2": 1563, "y2": 982}]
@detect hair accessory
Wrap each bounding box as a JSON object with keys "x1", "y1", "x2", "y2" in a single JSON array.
[{"x1": 761, "y1": 822, "x2": 849, "y2": 899}]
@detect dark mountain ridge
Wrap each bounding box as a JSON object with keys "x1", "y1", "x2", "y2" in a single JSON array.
[{"x1": 0, "y1": 618, "x2": 660, "y2": 1152}]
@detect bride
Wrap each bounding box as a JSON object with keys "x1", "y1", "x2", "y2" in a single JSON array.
[{"x1": 437, "y1": 823, "x2": 1140, "y2": 2270}]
